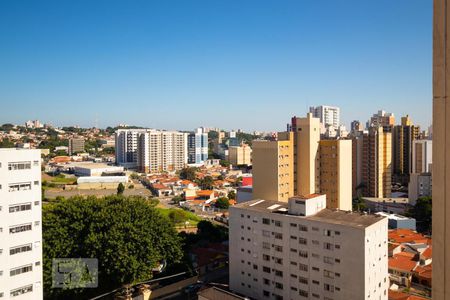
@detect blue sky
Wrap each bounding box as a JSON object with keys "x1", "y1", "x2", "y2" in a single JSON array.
[{"x1": 0, "y1": 0, "x2": 432, "y2": 131}]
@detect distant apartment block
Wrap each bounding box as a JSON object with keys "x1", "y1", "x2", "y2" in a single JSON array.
[
  {"x1": 309, "y1": 105, "x2": 340, "y2": 129},
  {"x1": 0, "y1": 149, "x2": 43, "y2": 299},
  {"x1": 368, "y1": 110, "x2": 395, "y2": 132},
  {"x1": 229, "y1": 194, "x2": 389, "y2": 300},
  {"x1": 361, "y1": 127, "x2": 392, "y2": 198},
  {"x1": 318, "y1": 140, "x2": 352, "y2": 211},
  {"x1": 228, "y1": 145, "x2": 252, "y2": 166},
  {"x1": 254, "y1": 114, "x2": 352, "y2": 211},
  {"x1": 392, "y1": 116, "x2": 420, "y2": 183},
  {"x1": 137, "y1": 131, "x2": 188, "y2": 173},
  {"x1": 408, "y1": 173, "x2": 432, "y2": 205},
  {"x1": 412, "y1": 140, "x2": 432, "y2": 174},
  {"x1": 68, "y1": 137, "x2": 85, "y2": 155},
  {"x1": 253, "y1": 132, "x2": 294, "y2": 202},
  {"x1": 188, "y1": 127, "x2": 208, "y2": 164},
  {"x1": 115, "y1": 129, "x2": 149, "y2": 169}
]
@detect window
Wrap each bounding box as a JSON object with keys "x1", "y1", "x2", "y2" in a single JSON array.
[
  {"x1": 9, "y1": 224, "x2": 32, "y2": 234},
  {"x1": 34, "y1": 201, "x2": 39, "y2": 206},
  {"x1": 299, "y1": 238, "x2": 307, "y2": 245},
  {"x1": 299, "y1": 225, "x2": 308, "y2": 232},
  {"x1": 274, "y1": 233, "x2": 283, "y2": 239},
  {"x1": 290, "y1": 235, "x2": 297, "y2": 240},
  {"x1": 8, "y1": 161, "x2": 31, "y2": 171},
  {"x1": 263, "y1": 290, "x2": 270, "y2": 297},
  {"x1": 8, "y1": 182, "x2": 31, "y2": 192},
  {"x1": 324, "y1": 283, "x2": 334, "y2": 292},
  {"x1": 10, "y1": 264, "x2": 32, "y2": 276},
  {"x1": 274, "y1": 270, "x2": 283, "y2": 277},
  {"x1": 299, "y1": 290, "x2": 308, "y2": 297},
  {"x1": 263, "y1": 266, "x2": 271, "y2": 273},
  {"x1": 34, "y1": 181, "x2": 39, "y2": 186},
  {"x1": 299, "y1": 250, "x2": 308, "y2": 258},
  {"x1": 10, "y1": 285, "x2": 33, "y2": 297},
  {"x1": 324, "y1": 256, "x2": 334, "y2": 264},
  {"x1": 263, "y1": 254, "x2": 270, "y2": 261},
  {"x1": 10, "y1": 244, "x2": 32, "y2": 256},
  {"x1": 263, "y1": 242, "x2": 270, "y2": 250},
  {"x1": 275, "y1": 282, "x2": 283, "y2": 289},
  {"x1": 263, "y1": 278, "x2": 270, "y2": 285},
  {"x1": 290, "y1": 223, "x2": 297, "y2": 227},
  {"x1": 324, "y1": 270, "x2": 334, "y2": 278},
  {"x1": 290, "y1": 261, "x2": 298, "y2": 266},
  {"x1": 312, "y1": 280, "x2": 320, "y2": 285},
  {"x1": 274, "y1": 258, "x2": 283, "y2": 264},
  {"x1": 299, "y1": 264, "x2": 308, "y2": 271},
  {"x1": 299, "y1": 277, "x2": 308, "y2": 284},
  {"x1": 335, "y1": 244, "x2": 341, "y2": 249},
  {"x1": 312, "y1": 267, "x2": 320, "y2": 272},
  {"x1": 263, "y1": 218, "x2": 270, "y2": 225},
  {"x1": 9, "y1": 203, "x2": 31, "y2": 213},
  {"x1": 324, "y1": 242, "x2": 334, "y2": 250},
  {"x1": 274, "y1": 245, "x2": 283, "y2": 252},
  {"x1": 274, "y1": 221, "x2": 282, "y2": 227},
  {"x1": 324, "y1": 229, "x2": 332, "y2": 236}
]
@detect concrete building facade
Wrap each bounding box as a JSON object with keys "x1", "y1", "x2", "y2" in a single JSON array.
[
  {"x1": 309, "y1": 105, "x2": 340, "y2": 129},
  {"x1": 229, "y1": 195, "x2": 388, "y2": 300},
  {"x1": 115, "y1": 129, "x2": 149, "y2": 169},
  {"x1": 0, "y1": 149, "x2": 43, "y2": 299},
  {"x1": 433, "y1": 1, "x2": 450, "y2": 298},
  {"x1": 408, "y1": 173, "x2": 432, "y2": 205}
]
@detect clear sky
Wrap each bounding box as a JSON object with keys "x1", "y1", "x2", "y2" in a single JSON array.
[{"x1": 0, "y1": 0, "x2": 432, "y2": 132}]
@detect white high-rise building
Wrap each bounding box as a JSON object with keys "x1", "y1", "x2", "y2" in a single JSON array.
[
  {"x1": 229, "y1": 194, "x2": 388, "y2": 300},
  {"x1": 0, "y1": 149, "x2": 43, "y2": 299},
  {"x1": 115, "y1": 129, "x2": 149, "y2": 169},
  {"x1": 309, "y1": 106, "x2": 340, "y2": 129},
  {"x1": 137, "y1": 131, "x2": 188, "y2": 173}
]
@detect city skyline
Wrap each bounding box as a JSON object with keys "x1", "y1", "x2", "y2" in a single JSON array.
[{"x1": 0, "y1": 0, "x2": 432, "y2": 131}]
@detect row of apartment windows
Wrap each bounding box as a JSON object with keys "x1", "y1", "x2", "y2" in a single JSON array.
[
  {"x1": 9, "y1": 284, "x2": 33, "y2": 298},
  {"x1": 9, "y1": 203, "x2": 32, "y2": 213},
  {"x1": 10, "y1": 264, "x2": 33, "y2": 277},
  {"x1": 6, "y1": 161, "x2": 37, "y2": 170}
]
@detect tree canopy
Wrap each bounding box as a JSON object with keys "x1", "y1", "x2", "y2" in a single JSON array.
[
  {"x1": 179, "y1": 167, "x2": 198, "y2": 181},
  {"x1": 43, "y1": 195, "x2": 183, "y2": 299},
  {"x1": 215, "y1": 197, "x2": 230, "y2": 209},
  {"x1": 409, "y1": 196, "x2": 432, "y2": 233}
]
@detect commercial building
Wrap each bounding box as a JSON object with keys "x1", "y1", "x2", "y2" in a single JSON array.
[
  {"x1": 432, "y1": 1, "x2": 450, "y2": 297},
  {"x1": 115, "y1": 129, "x2": 149, "y2": 169},
  {"x1": 252, "y1": 132, "x2": 294, "y2": 202},
  {"x1": 318, "y1": 140, "x2": 352, "y2": 211},
  {"x1": 408, "y1": 173, "x2": 432, "y2": 205},
  {"x1": 71, "y1": 162, "x2": 124, "y2": 177},
  {"x1": 411, "y1": 140, "x2": 432, "y2": 174},
  {"x1": 68, "y1": 137, "x2": 85, "y2": 155},
  {"x1": 392, "y1": 116, "x2": 420, "y2": 183},
  {"x1": 228, "y1": 145, "x2": 252, "y2": 166},
  {"x1": 137, "y1": 131, "x2": 188, "y2": 173},
  {"x1": 0, "y1": 149, "x2": 43, "y2": 299},
  {"x1": 188, "y1": 127, "x2": 208, "y2": 164},
  {"x1": 229, "y1": 194, "x2": 389, "y2": 300},
  {"x1": 309, "y1": 105, "x2": 340, "y2": 130},
  {"x1": 361, "y1": 127, "x2": 392, "y2": 198}
]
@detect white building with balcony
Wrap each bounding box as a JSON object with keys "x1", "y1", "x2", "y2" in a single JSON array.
[{"x1": 0, "y1": 149, "x2": 43, "y2": 299}]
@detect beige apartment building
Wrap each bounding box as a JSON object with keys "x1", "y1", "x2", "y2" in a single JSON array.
[
  {"x1": 252, "y1": 132, "x2": 294, "y2": 202},
  {"x1": 318, "y1": 140, "x2": 352, "y2": 211},
  {"x1": 291, "y1": 113, "x2": 321, "y2": 196},
  {"x1": 361, "y1": 127, "x2": 392, "y2": 198},
  {"x1": 228, "y1": 145, "x2": 252, "y2": 166},
  {"x1": 433, "y1": 0, "x2": 450, "y2": 298},
  {"x1": 411, "y1": 139, "x2": 432, "y2": 174},
  {"x1": 68, "y1": 137, "x2": 85, "y2": 155},
  {"x1": 229, "y1": 194, "x2": 389, "y2": 300},
  {"x1": 137, "y1": 130, "x2": 188, "y2": 173},
  {"x1": 253, "y1": 115, "x2": 352, "y2": 211}
]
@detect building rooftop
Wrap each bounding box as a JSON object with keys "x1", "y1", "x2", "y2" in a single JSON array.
[
  {"x1": 198, "y1": 287, "x2": 249, "y2": 300},
  {"x1": 234, "y1": 199, "x2": 385, "y2": 229},
  {"x1": 362, "y1": 197, "x2": 410, "y2": 204}
]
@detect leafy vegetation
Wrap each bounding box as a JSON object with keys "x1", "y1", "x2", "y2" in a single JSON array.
[
  {"x1": 408, "y1": 196, "x2": 432, "y2": 233},
  {"x1": 198, "y1": 176, "x2": 214, "y2": 190},
  {"x1": 156, "y1": 208, "x2": 202, "y2": 227},
  {"x1": 215, "y1": 197, "x2": 230, "y2": 209},
  {"x1": 179, "y1": 167, "x2": 198, "y2": 181},
  {"x1": 117, "y1": 183, "x2": 125, "y2": 195},
  {"x1": 43, "y1": 196, "x2": 183, "y2": 299}
]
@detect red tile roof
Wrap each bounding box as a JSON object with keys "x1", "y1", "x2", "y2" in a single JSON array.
[
  {"x1": 388, "y1": 290, "x2": 428, "y2": 300},
  {"x1": 388, "y1": 254, "x2": 417, "y2": 273}
]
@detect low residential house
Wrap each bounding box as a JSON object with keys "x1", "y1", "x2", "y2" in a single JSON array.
[
  {"x1": 388, "y1": 290, "x2": 429, "y2": 300},
  {"x1": 152, "y1": 184, "x2": 172, "y2": 197},
  {"x1": 389, "y1": 253, "x2": 418, "y2": 287},
  {"x1": 413, "y1": 264, "x2": 432, "y2": 288},
  {"x1": 190, "y1": 243, "x2": 228, "y2": 276}
]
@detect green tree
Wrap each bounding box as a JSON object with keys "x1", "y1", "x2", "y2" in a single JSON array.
[
  {"x1": 168, "y1": 209, "x2": 188, "y2": 224},
  {"x1": 410, "y1": 196, "x2": 432, "y2": 233},
  {"x1": 172, "y1": 195, "x2": 184, "y2": 204},
  {"x1": 197, "y1": 220, "x2": 228, "y2": 242},
  {"x1": 220, "y1": 160, "x2": 230, "y2": 167},
  {"x1": 43, "y1": 195, "x2": 183, "y2": 299},
  {"x1": 215, "y1": 197, "x2": 230, "y2": 209},
  {"x1": 227, "y1": 190, "x2": 236, "y2": 200},
  {"x1": 117, "y1": 183, "x2": 125, "y2": 195},
  {"x1": 199, "y1": 176, "x2": 214, "y2": 190},
  {"x1": 179, "y1": 167, "x2": 197, "y2": 181}
]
